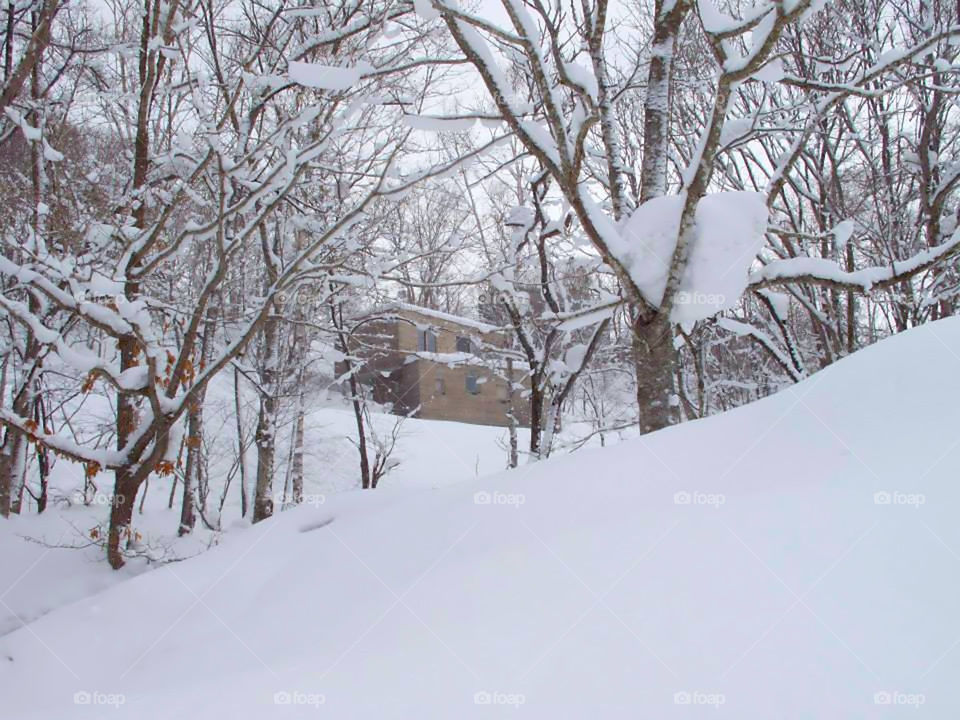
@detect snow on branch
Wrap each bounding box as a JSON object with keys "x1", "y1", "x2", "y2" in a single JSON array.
[
  {"x1": 716, "y1": 317, "x2": 805, "y2": 382},
  {"x1": 748, "y1": 231, "x2": 960, "y2": 293},
  {"x1": 0, "y1": 408, "x2": 127, "y2": 470},
  {"x1": 288, "y1": 61, "x2": 365, "y2": 91},
  {"x1": 612, "y1": 191, "x2": 769, "y2": 324}
]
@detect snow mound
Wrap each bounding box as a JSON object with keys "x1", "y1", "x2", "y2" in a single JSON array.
[
  {"x1": 4, "y1": 319, "x2": 960, "y2": 718},
  {"x1": 618, "y1": 191, "x2": 768, "y2": 324}
]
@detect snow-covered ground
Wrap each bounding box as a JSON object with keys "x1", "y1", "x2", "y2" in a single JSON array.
[
  {"x1": 0, "y1": 405, "x2": 529, "y2": 637},
  {"x1": 3, "y1": 318, "x2": 960, "y2": 717}
]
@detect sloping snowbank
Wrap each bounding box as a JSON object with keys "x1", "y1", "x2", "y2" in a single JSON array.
[
  {"x1": 0, "y1": 406, "x2": 526, "y2": 641},
  {"x1": 3, "y1": 319, "x2": 960, "y2": 718}
]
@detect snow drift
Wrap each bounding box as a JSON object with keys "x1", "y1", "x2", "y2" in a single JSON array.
[{"x1": 3, "y1": 319, "x2": 960, "y2": 718}]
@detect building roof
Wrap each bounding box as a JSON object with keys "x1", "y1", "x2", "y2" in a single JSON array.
[{"x1": 380, "y1": 302, "x2": 500, "y2": 334}]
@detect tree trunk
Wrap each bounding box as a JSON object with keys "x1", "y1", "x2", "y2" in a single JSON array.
[
  {"x1": 527, "y1": 379, "x2": 544, "y2": 461},
  {"x1": 107, "y1": 468, "x2": 137, "y2": 569},
  {"x1": 253, "y1": 384, "x2": 277, "y2": 522},
  {"x1": 639, "y1": 0, "x2": 686, "y2": 203},
  {"x1": 633, "y1": 313, "x2": 679, "y2": 435},
  {"x1": 540, "y1": 397, "x2": 561, "y2": 459},
  {"x1": 586, "y1": 0, "x2": 625, "y2": 219},
  {"x1": 290, "y1": 395, "x2": 304, "y2": 505},
  {"x1": 287, "y1": 288, "x2": 306, "y2": 504},
  {"x1": 108, "y1": 0, "x2": 155, "y2": 568},
  {"x1": 234, "y1": 366, "x2": 249, "y2": 518},
  {"x1": 178, "y1": 304, "x2": 216, "y2": 534},
  {"x1": 178, "y1": 403, "x2": 202, "y2": 535},
  {"x1": 252, "y1": 299, "x2": 279, "y2": 521},
  {"x1": 331, "y1": 298, "x2": 371, "y2": 489},
  {"x1": 348, "y1": 372, "x2": 371, "y2": 489},
  {"x1": 3, "y1": 2, "x2": 13, "y2": 82},
  {"x1": 506, "y1": 358, "x2": 518, "y2": 469},
  {"x1": 0, "y1": 427, "x2": 24, "y2": 517}
]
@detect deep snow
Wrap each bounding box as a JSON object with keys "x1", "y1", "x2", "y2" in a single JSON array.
[
  {"x1": 3, "y1": 319, "x2": 960, "y2": 718},
  {"x1": 0, "y1": 405, "x2": 530, "y2": 638}
]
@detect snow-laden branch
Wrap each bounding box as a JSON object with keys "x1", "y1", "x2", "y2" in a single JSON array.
[
  {"x1": 716, "y1": 317, "x2": 805, "y2": 382},
  {"x1": 0, "y1": 407, "x2": 127, "y2": 469},
  {"x1": 749, "y1": 231, "x2": 960, "y2": 292}
]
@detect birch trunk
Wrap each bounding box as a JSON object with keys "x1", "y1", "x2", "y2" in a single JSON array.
[
  {"x1": 290, "y1": 385, "x2": 304, "y2": 505},
  {"x1": 506, "y1": 358, "x2": 518, "y2": 469},
  {"x1": 252, "y1": 306, "x2": 278, "y2": 523}
]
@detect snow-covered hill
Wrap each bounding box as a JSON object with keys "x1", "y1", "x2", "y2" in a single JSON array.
[
  {"x1": 0, "y1": 407, "x2": 529, "y2": 637},
  {"x1": 4, "y1": 319, "x2": 960, "y2": 718}
]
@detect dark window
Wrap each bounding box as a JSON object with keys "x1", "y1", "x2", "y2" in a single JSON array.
[
  {"x1": 417, "y1": 329, "x2": 437, "y2": 352},
  {"x1": 456, "y1": 336, "x2": 472, "y2": 353},
  {"x1": 466, "y1": 372, "x2": 480, "y2": 395}
]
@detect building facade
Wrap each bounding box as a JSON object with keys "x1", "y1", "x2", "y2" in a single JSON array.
[{"x1": 337, "y1": 304, "x2": 529, "y2": 427}]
